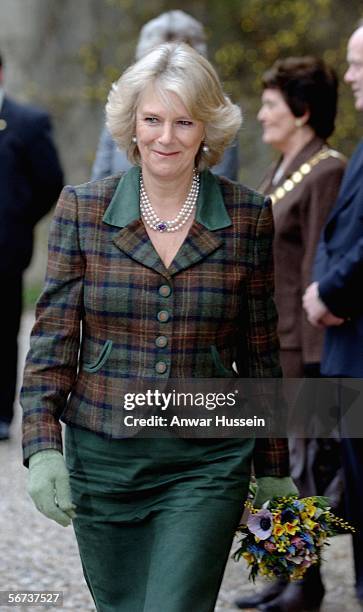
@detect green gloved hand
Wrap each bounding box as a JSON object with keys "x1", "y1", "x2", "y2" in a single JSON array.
[
  {"x1": 28, "y1": 450, "x2": 76, "y2": 527},
  {"x1": 254, "y1": 476, "x2": 298, "y2": 508}
]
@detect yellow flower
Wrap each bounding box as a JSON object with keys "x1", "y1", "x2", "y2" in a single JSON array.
[
  {"x1": 285, "y1": 522, "x2": 299, "y2": 535},
  {"x1": 304, "y1": 518, "x2": 318, "y2": 531},
  {"x1": 306, "y1": 504, "x2": 317, "y2": 518},
  {"x1": 273, "y1": 512, "x2": 282, "y2": 523},
  {"x1": 273, "y1": 524, "x2": 285, "y2": 537},
  {"x1": 276, "y1": 543, "x2": 287, "y2": 552}
]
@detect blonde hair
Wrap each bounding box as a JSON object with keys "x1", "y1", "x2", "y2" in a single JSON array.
[{"x1": 106, "y1": 42, "x2": 242, "y2": 170}]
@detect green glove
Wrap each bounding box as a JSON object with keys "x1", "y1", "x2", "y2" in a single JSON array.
[
  {"x1": 28, "y1": 450, "x2": 76, "y2": 527},
  {"x1": 254, "y1": 476, "x2": 298, "y2": 508}
]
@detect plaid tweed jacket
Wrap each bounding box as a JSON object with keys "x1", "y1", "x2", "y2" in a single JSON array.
[{"x1": 21, "y1": 167, "x2": 289, "y2": 475}]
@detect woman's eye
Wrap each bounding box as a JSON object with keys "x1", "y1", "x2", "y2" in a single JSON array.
[
  {"x1": 178, "y1": 120, "x2": 193, "y2": 126},
  {"x1": 144, "y1": 117, "x2": 159, "y2": 124}
]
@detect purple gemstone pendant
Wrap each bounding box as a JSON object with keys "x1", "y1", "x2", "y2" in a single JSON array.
[{"x1": 156, "y1": 222, "x2": 168, "y2": 232}]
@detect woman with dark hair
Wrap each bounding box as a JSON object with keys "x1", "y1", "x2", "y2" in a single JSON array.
[
  {"x1": 258, "y1": 57, "x2": 346, "y2": 380},
  {"x1": 235, "y1": 57, "x2": 346, "y2": 612}
]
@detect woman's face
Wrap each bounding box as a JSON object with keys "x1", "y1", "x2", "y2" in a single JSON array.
[
  {"x1": 257, "y1": 88, "x2": 298, "y2": 151},
  {"x1": 135, "y1": 84, "x2": 205, "y2": 181}
]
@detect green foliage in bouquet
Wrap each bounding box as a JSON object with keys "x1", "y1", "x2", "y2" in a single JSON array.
[{"x1": 234, "y1": 496, "x2": 354, "y2": 582}]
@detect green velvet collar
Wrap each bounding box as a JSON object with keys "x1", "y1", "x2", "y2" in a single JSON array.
[{"x1": 103, "y1": 166, "x2": 231, "y2": 231}]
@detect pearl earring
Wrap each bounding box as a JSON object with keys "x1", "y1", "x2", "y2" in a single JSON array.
[
  {"x1": 132, "y1": 136, "x2": 137, "y2": 144},
  {"x1": 295, "y1": 118, "x2": 304, "y2": 128},
  {"x1": 202, "y1": 143, "x2": 209, "y2": 153}
]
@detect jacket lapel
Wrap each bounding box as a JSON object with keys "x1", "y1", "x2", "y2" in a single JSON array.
[
  {"x1": 103, "y1": 167, "x2": 168, "y2": 276},
  {"x1": 104, "y1": 167, "x2": 230, "y2": 276},
  {"x1": 167, "y1": 222, "x2": 224, "y2": 276},
  {"x1": 112, "y1": 220, "x2": 169, "y2": 278}
]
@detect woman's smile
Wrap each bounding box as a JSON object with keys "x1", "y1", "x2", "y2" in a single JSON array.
[{"x1": 152, "y1": 149, "x2": 180, "y2": 157}]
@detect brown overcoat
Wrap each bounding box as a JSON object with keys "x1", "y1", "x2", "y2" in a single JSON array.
[{"x1": 259, "y1": 137, "x2": 346, "y2": 369}]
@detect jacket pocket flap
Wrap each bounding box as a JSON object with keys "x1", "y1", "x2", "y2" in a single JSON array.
[{"x1": 83, "y1": 340, "x2": 113, "y2": 373}]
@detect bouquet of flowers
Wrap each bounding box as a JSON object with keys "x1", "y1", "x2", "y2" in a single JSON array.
[{"x1": 234, "y1": 495, "x2": 354, "y2": 582}]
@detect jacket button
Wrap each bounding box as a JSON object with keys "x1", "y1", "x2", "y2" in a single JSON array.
[
  {"x1": 155, "y1": 360, "x2": 168, "y2": 374},
  {"x1": 157, "y1": 310, "x2": 170, "y2": 323},
  {"x1": 159, "y1": 284, "x2": 172, "y2": 298},
  {"x1": 155, "y1": 335, "x2": 168, "y2": 348}
]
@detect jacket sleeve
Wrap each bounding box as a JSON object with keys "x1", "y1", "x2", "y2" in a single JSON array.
[
  {"x1": 243, "y1": 196, "x2": 290, "y2": 477},
  {"x1": 314, "y1": 145, "x2": 363, "y2": 318},
  {"x1": 21, "y1": 186, "x2": 85, "y2": 465},
  {"x1": 318, "y1": 232, "x2": 363, "y2": 318},
  {"x1": 313, "y1": 233, "x2": 329, "y2": 282},
  {"x1": 24, "y1": 112, "x2": 64, "y2": 224}
]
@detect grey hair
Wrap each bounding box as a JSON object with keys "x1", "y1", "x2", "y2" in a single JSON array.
[
  {"x1": 106, "y1": 42, "x2": 242, "y2": 170},
  {"x1": 135, "y1": 10, "x2": 207, "y2": 60}
]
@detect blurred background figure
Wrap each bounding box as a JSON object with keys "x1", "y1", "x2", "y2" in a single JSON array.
[
  {"x1": 0, "y1": 51, "x2": 63, "y2": 441},
  {"x1": 258, "y1": 57, "x2": 345, "y2": 381},
  {"x1": 91, "y1": 10, "x2": 239, "y2": 182},
  {"x1": 235, "y1": 57, "x2": 346, "y2": 612}
]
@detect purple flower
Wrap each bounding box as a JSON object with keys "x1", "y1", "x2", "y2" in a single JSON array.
[
  {"x1": 291, "y1": 536, "x2": 305, "y2": 550},
  {"x1": 281, "y1": 509, "x2": 297, "y2": 524},
  {"x1": 247, "y1": 509, "x2": 273, "y2": 540}
]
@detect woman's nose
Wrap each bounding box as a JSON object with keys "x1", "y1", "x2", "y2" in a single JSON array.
[
  {"x1": 344, "y1": 66, "x2": 353, "y2": 83},
  {"x1": 257, "y1": 107, "x2": 265, "y2": 122},
  {"x1": 158, "y1": 122, "x2": 174, "y2": 143}
]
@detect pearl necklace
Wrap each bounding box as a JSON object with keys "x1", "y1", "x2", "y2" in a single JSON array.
[{"x1": 140, "y1": 169, "x2": 200, "y2": 232}]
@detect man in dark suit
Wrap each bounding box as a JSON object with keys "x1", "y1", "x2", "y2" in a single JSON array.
[
  {"x1": 304, "y1": 22, "x2": 363, "y2": 606},
  {"x1": 0, "y1": 51, "x2": 63, "y2": 440}
]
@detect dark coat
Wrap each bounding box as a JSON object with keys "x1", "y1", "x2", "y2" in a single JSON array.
[
  {"x1": 314, "y1": 140, "x2": 363, "y2": 376},
  {"x1": 260, "y1": 137, "x2": 345, "y2": 367},
  {"x1": 0, "y1": 96, "x2": 63, "y2": 274},
  {"x1": 21, "y1": 168, "x2": 289, "y2": 476}
]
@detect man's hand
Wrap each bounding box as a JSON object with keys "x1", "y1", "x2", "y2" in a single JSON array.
[
  {"x1": 28, "y1": 450, "x2": 76, "y2": 527},
  {"x1": 303, "y1": 282, "x2": 344, "y2": 328},
  {"x1": 319, "y1": 311, "x2": 345, "y2": 327}
]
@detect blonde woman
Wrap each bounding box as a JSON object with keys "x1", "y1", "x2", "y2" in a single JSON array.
[{"x1": 22, "y1": 44, "x2": 295, "y2": 612}]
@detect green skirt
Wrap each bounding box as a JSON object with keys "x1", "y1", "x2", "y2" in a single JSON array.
[{"x1": 65, "y1": 426, "x2": 253, "y2": 612}]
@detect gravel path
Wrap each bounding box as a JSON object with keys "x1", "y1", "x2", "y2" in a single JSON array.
[{"x1": 0, "y1": 311, "x2": 361, "y2": 611}]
